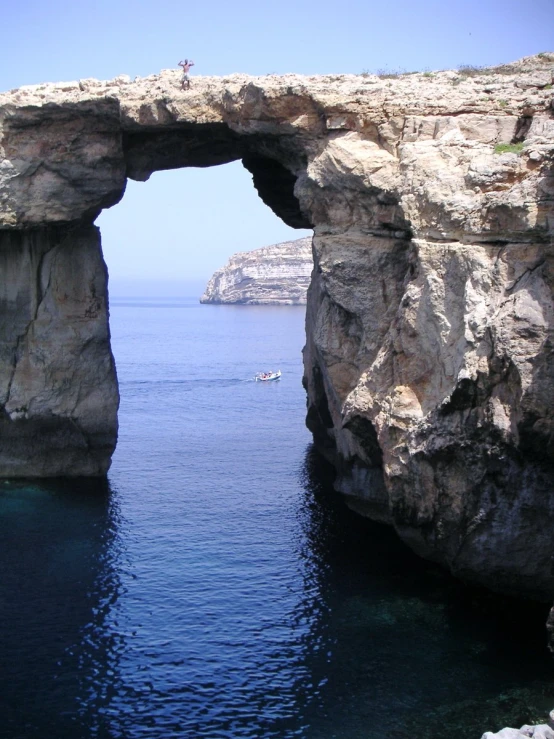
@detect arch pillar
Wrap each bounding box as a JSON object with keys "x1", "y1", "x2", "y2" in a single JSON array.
[{"x1": 0, "y1": 223, "x2": 118, "y2": 476}]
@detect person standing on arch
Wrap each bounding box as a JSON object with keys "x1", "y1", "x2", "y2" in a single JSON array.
[{"x1": 178, "y1": 59, "x2": 195, "y2": 89}]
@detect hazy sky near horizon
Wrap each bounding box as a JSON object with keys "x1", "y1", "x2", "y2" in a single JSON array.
[{"x1": 2, "y1": 0, "x2": 552, "y2": 291}]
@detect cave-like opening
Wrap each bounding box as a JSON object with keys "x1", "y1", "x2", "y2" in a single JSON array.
[{"x1": 96, "y1": 158, "x2": 312, "y2": 298}]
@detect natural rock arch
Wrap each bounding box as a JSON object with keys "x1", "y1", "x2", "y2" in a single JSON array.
[{"x1": 1, "y1": 56, "x2": 553, "y2": 601}]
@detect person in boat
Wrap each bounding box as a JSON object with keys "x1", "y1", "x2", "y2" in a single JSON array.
[{"x1": 178, "y1": 59, "x2": 194, "y2": 89}]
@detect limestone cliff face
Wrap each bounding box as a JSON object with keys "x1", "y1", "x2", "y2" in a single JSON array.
[
  {"x1": 0, "y1": 56, "x2": 553, "y2": 602},
  {"x1": 200, "y1": 236, "x2": 312, "y2": 304},
  {"x1": 0, "y1": 225, "x2": 118, "y2": 475}
]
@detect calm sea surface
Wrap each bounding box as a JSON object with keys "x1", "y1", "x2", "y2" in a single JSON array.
[{"x1": 0, "y1": 297, "x2": 552, "y2": 739}]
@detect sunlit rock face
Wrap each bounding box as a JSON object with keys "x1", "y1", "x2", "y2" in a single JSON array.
[
  {"x1": 0, "y1": 56, "x2": 553, "y2": 601},
  {"x1": 200, "y1": 236, "x2": 313, "y2": 304}
]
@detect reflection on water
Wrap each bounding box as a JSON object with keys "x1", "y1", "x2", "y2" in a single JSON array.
[
  {"x1": 0, "y1": 451, "x2": 552, "y2": 739},
  {"x1": 0, "y1": 478, "x2": 124, "y2": 738},
  {"x1": 294, "y1": 448, "x2": 554, "y2": 738}
]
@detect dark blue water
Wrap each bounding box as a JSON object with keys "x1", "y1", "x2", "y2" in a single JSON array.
[{"x1": 0, "y1": 297, "x2": 552, "y2": 739}]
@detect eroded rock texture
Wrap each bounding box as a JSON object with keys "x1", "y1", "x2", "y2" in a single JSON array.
[
  {"x1": 0, "y1": 56, "x2": 553, "y2": 600},
  {"x1": 481, "y1": 716, "x2": 554, "y2": 738},
  {"x1": 200, "y1": 236, "x2": 312, "y2": 304},
  {"x1": 0, "y1": 225, "x2": 118, "y2": 475}
]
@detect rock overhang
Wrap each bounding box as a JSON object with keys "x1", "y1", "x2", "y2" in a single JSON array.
[{"x1": 0, "y1": 54, "x2": 552, "y2": 238}]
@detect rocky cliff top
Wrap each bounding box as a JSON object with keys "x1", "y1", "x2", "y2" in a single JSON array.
[
  {"x1": 3, "y1": 53, "x2": 553, "y2": 121},
  {"x1": 1, "y1": 54, "x2": 553, "y2": 240},
  {"x1": 200, "y1": 236, "x2": 313, "y2": 304}
]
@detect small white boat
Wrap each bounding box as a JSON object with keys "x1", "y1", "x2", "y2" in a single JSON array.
[{"x1": 255, "y1": 370, "x2": 281, "y2": 382}]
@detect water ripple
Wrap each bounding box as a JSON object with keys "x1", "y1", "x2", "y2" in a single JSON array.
[{"x1": 1, "y1": 303, "x2": 552, "y2": 739}]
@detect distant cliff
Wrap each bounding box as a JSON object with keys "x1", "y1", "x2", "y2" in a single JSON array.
[{"x1": 200, "y1": 237, "x2": 313, "y2": 304}]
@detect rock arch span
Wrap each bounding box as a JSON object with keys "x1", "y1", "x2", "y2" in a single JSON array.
[{"x1": 1, "y1": 57, "x2": 553, "y2": 601}]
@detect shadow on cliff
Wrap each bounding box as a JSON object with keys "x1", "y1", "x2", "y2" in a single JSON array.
[
  {"x1": 0, "y1": 476, "x2": 125, "y2": 739},
  {"x1": 291, "y1": 445, "x2": 554, "y2": 739},
  {"x1": 519, "y1": 154, "x2": 554, "y2": 469}
]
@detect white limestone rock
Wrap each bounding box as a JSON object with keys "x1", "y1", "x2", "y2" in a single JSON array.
[
  {"x1": 200, "y1": 236, "x2": 313, "y2": 305},
  {"x1": 482, "y1": 719, "x2": 554, "y2": 738}
]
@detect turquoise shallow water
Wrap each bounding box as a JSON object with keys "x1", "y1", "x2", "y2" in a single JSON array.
[{"x1": 0, "y1": 297, "x2": 552, "y2": 739}]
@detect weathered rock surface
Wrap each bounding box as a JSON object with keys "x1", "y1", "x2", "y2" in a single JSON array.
[
  {"x1": 482, "y1": 713, "x2": 554, "y2": 739},
  {"x1": 0, "y1": 55, "x2": 553, "y2": 603},
  {"x1": 0, "y1": 224, "x2": 118, "y2": 475},
  {"x1": 200, "y1": 236, "x2": 313, "y2": 304}
]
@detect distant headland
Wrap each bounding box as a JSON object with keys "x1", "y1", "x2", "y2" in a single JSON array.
[{"x1": 200, "y1": 236, "x2": 313, "y2": 305}]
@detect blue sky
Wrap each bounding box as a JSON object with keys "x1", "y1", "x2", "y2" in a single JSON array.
[{"x1": 2, "y1": 0, "x2": 552, "y2": 294}]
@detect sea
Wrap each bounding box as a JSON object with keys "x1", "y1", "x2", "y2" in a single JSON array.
[{"x1": 0, "y1": 295, "x2": 552, "y2": 739}]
